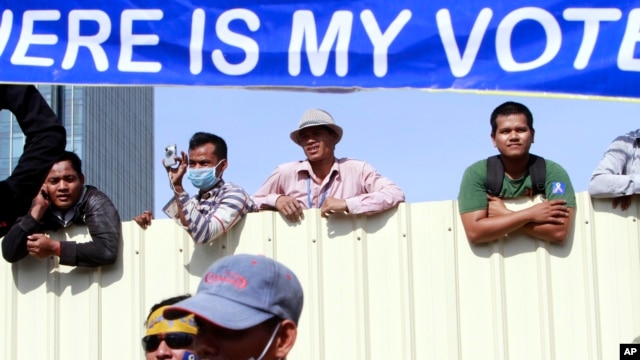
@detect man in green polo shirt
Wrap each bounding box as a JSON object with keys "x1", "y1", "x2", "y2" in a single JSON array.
[{"x1": 458, "y1": 101, "x2": 575, "y2": 244}]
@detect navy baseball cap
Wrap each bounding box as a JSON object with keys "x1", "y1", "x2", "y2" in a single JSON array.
[{"x1": 163, "y1": 254, "x2": 303, "y2": 330}]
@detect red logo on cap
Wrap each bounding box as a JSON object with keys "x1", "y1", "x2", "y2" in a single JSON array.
[{"x1": 205, "y1": 271, "x2": 247, "y2": 288}]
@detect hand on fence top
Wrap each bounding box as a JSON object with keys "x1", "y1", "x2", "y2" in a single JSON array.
[{"x1": 134, "y1": 210, "x2": 153, "y2": 229}]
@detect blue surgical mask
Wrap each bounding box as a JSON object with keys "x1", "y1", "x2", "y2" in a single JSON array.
[{"x1": 187, "y1": 161, "x2": 223, "y2": 191}]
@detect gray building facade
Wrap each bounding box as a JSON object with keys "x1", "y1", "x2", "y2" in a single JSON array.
[{"x1": 0, "y1": 85, "x2": 154, "y2": 220}]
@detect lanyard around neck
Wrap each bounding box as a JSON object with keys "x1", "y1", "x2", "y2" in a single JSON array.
[{"x1": 307, "y1": 175, "x2": 334, "y2": 208}]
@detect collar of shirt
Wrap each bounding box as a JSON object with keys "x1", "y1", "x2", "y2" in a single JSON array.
[
  {"x1": 197, "y1": 179, "x2": 225, "y2": 200},
  {"x1": 296, "y1": 159, "x2": 340, "y2": 186}
]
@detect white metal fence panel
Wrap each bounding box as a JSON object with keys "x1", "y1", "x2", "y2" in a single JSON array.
[{"x1": 0, "y1": 193, "x2": 638, "y2": 359}]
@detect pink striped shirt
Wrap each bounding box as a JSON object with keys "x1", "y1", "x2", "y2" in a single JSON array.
[{"x1": 253, "y1": 158, "x2": 405, "y2": 214}]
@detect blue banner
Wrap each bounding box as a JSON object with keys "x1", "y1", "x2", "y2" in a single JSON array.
[{"x1": 1, "y1": 0, "x2": 640, "y2": 98}]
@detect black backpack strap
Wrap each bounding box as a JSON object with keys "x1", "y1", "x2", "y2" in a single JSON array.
[
  {"x1": 486, "y1": 155, "x2": 504, "y2": 196},
  {"x1": 528, "y1": 154, "x2": 546, "y2": 196},
  {"x1": 486, "y1": 154, "x2": 546, "y2": 196}
]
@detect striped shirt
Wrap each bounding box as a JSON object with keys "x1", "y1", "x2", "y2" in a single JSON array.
[{"x1": 163, "y1": 180, "x2": 256, "y2": 244}]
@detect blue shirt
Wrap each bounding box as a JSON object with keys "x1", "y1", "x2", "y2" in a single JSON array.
[{"x1": 589, "y1": 129, "x2": 640, "y2": 197}]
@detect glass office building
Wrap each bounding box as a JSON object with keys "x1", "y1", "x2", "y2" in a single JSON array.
[{"x1": 0, "y1": 85, "x2": 154, "y2": 220}]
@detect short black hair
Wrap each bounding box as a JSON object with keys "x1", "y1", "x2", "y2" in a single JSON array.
[
  {"x1": 490, "y1": 101, "x2": 534, "y2": 135},
  {"x1": 189, "y1": 132, "x2": 227, "y2": 160},
  {"x1": 55, "y1": 151, "x2": 83, "y2": 177},
  {"x1": 146, "y1": 294, "x2": 191, "y2": 322}
]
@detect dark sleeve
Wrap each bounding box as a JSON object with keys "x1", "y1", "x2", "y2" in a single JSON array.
[
  {"x1": 1, "y1": 214, "x2": 42, "y2": 263},
  {"x1": 59, "y1": 190, "x2": 121, "y2": 267},
  {"x1": 0, "y1": 85, "x2": 66, "y2": 236}
]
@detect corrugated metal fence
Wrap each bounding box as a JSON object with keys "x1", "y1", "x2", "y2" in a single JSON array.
[{"x1": 1, "y1": 192, "x2": 638, "y2": 359}]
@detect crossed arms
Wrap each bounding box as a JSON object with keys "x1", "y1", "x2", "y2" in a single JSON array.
[{"x1": 460, "y1": 196, "x2": 574, "y2": 244}]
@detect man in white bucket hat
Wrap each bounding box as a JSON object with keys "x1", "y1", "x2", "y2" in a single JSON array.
[{"x1": 253, "y1": 108, "x2": 404, "y2": 222}]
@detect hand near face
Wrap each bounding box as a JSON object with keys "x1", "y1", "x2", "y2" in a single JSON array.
[
  {"x1": 30, "y1": 189, "x2": 50, "y2": 221},
  {"x1": 275, "y1": 196, "x2": 304, "y2": 222},
  {"x1": 26, "y1": 233, "x2": 59, "y2": 259},
  {"x1": 612, "y1": 195, "x2": 633, "y2": 211},
  {"x1": 43, "y1": 160, "x2": 85, "y2": 211},
  {"x1": 165, "y1": 151, "x2": 188, "y2": 191},
  {"x1": 320, "y1": 197, "x2": 348, "y2": 218},
  {"x1": 134, "y1": 211, "x2": 153, "y2": 229}
]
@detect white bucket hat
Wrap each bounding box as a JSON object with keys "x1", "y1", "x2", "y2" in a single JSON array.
[{"x1": 289, "y1": 108, "x2": 343, "y2": 145}]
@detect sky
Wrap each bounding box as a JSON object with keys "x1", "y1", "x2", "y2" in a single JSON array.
[{"x1": 151, "y1": 87, "x2": 640, "y2": 218}]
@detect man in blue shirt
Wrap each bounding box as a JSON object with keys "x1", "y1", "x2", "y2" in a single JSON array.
[{"x1": 589, "y1": 129, "x2": 640, "y2": 210}]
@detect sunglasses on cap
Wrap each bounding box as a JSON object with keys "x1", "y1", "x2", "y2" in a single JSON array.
[{"x1": 141, "y1": 332, "x2": 194, "y2": 352}]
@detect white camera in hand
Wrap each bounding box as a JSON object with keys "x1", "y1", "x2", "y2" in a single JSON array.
[{"x1": 164, "y1": 144, "x2": 177, "y2": 167}]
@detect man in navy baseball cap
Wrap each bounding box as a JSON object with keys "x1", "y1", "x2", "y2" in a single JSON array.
[{"x1": 164, "y1": 254, "x2": 303, "y2": 360}]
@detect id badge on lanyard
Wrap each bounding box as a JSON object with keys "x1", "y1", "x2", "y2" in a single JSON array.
[{"x1": 307, "y1": 176, "x2": 333, "y2": 208}]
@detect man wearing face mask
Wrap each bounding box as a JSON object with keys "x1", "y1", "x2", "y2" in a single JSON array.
[
  {"x1": 163, "y1": 254, "x2": 303, "y2": 360},
  {"x1": 135, "y1": 132, "x2": 255, "y2": 244}
]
